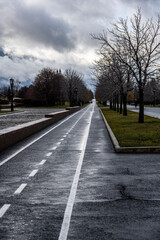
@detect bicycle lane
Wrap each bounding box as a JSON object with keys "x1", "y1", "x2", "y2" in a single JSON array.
[{"x1": 0, "y1": 104, "x2": 93, "y2": 240}]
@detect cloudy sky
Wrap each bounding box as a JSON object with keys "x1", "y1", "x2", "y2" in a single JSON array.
[{"x1": 0, "y1": 0, "x2": 159, "y2": 90}]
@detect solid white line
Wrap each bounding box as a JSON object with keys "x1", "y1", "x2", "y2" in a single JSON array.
[
  {"x1": 58, "y1": 103, "x2": 94, "y2": 240},
  {"x1": 0, "y1": 109, "x2": 85, "y2": 167},
  {"x1": 46, "y1": 152, "x2": 52, "y2": 157},
  {"x1": 14, "y1": 183, "x2": 27, "y2": 195},
  {"x1": 0, "y1": 204, "x2": 11, "y2": 218},
  {"x1": 29, "y1": 169, "x2": 39, "y2": 177},
  {"x1": 39, "y1": 159, "x2": 46, "y2": 165}
]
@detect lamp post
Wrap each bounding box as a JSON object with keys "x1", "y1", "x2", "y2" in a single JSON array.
[
  {"x1": 10, "y1": 78, "x2": 14, "y2": 111},
  {"x1": 74, "y1": 87, "x2": 78, "y2": 106},
  {"x1": 153, "y1": 89, "x2": 156, "y2": 107}
]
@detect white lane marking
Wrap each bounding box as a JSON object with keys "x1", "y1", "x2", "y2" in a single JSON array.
[
  {"x1": 52, "y1": 146, "x2": 57, "y2": 150},
  {"x1": 57, "y1": 142, "x2": 61, "y2": 145},
  {"x1": 60, "y1": 138, "x2": 64, "y2": 141},
  {"x1": 39, "y1": 159, "x2": 46, "y2": 165},
  {"x1": 14, "y1": 184, "x2": 27, "y2": 195},
  {"x1": 58, "y1": 103, "x2": 95, "y2": 240},
  {"x1": 0, "y1": 204, "x2": 11, "y2": 218},
  {"x1": 63, "y1": 135, "x2": 66, "y2": 138},
  {"x1": 0, "y1": 108, "x2": 86, "y2": 167},
  {"x1": 46, "y1": 152, "x2": 52, "y2": 157},
  {"x1": 29, "y1": 169, "x2": 39, "y2": 177}
]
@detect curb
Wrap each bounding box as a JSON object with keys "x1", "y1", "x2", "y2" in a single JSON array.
[
  {"x1": 100, "y1": 109, "x2": 160, "y2": 153},
  {"x1": 0, "y1": 107, "x2": 80, "y2": 152}
]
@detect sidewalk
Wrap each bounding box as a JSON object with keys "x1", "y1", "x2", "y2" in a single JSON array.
[
  {"x1": 0, "y1": 108, "x2": 64, "y2": 130},
  {"x1": 67, "y1": 104, "x2": 160, "y2": 240}
]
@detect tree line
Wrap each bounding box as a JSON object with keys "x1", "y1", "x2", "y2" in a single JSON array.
[
  {"x1": 92, "y1": 9, "x2": 160, "y2": 123},
  {"x1": 0, "y1": 68, "x2": 93, "y2": 107}
]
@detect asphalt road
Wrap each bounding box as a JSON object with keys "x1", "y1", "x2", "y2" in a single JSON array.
[
  {"x1": 1, "y1": 102, "x2": 160, "y2": 239},
  {"x1": 128, "y1": 105, "x2": 160, "y2": 119}
]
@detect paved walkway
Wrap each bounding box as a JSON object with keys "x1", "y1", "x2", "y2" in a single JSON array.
[
  {"x1": 0, "y1": 108, "x2": 64, "y2": 130},
  {"x1": 0, "y1": 103, "x2": 160, "y2": 239}
]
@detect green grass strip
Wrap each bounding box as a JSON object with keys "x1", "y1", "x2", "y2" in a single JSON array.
[
  {"x1": 101, "y1": 108, "x2": 160, "y2": 147},
  {"x1": 0, "y1": 111, "x2": 17, "y2": 114}
]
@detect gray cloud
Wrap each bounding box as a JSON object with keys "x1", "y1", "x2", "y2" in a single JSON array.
[
  {"x1": 0, "y1": 0, "x2": 77, "y2": 52},
  {"x1": 0, "y1": 0, "x2": 159, "y2": 89},
  {"x1": 119, "y1": 0, "x2": 160, "y2": 16}
]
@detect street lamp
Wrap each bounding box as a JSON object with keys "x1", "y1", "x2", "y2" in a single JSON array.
[
  {"x1": 10, "y1": 78, "x2": 14, "y2": 111},
  {"x1": 74, "y1": 87, "x2": 78, "y2": 106},
  {"x1": 153, "y1": 89, "x2": 156, "y2": 107}
]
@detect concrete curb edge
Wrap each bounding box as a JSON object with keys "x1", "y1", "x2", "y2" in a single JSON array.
[
  {"x1": 0, "y1": 107, "x2": 80, "y2": 152},
  {"x1": 99, "y1": 108, "x2": 160, "y2": 153}
]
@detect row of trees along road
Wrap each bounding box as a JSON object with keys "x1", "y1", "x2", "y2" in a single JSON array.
[
  {"x1": 14, "y1": 68, "x2": 93, "y2": 107},
  {"x1": 92, "y1": 9, "x2": 160, "y2": 123}
]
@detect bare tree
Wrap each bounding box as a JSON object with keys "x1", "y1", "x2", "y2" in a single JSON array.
[
  {"x1": 34, "y1": 68, "x2": 66, "y2": 106},
  {"x1": 64, "y1": 68, "x2": 91, "y2": 106},
  {"x1": 93, "y1": 50, "x2": 133, "y2": 115},
  {"x1": 92, "y1": 9, "x2": 160, "y2": 123}
]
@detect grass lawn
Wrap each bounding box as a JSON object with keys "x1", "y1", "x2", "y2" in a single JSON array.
[
  {"x1": 101, "y1": 108, "x2": 160, "y2": 147},
  {"x1": 0, "y1": 110, "x2": 17, "y2": 114}
]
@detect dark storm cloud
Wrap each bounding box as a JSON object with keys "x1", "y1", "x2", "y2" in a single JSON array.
[
  {"x1": 0, "y1": 48, "x2": 5, "y2": 57},
  {"x1": 0, "y1": 1, "x2": 77, "y2": 52}
]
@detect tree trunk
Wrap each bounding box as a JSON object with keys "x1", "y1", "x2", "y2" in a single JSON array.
[
  {"x1": 138, "y1": 87, "x2": 144, "y2": 123},
  {"x1": 110, "y1": 100, "x2": 113, "y2": 109},
  {"x1": 120, "y1": 93, "x2": 123, "y2": 114},
  {"x1": 116, "y1": 94, "x2": 119, "y2": 112},
  {"x1": 123, "y1": 93, "x2": 127, "y2": 116},
  {"x1": 113, "y1": 96, "x2": 116, "y2": 111}
]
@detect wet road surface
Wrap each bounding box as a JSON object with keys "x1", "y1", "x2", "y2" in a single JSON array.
[
  {"x1": 1, "y1": 102, "x2": 160, "y2": 239},
  {"x1": 128, "y1": 105, "x2": 160, "y2": 119}
]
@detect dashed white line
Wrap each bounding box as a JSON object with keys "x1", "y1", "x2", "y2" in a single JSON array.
[
  {"x1": 0, "y1": 204, "x2": 11, "y2": 218},
  {"x1": 29, "y1": 169, "x2": 39, "y2": 177},
  {"x1": 52, "y1": 146, "x2": 57, "y2": 150},
  {"x1": 39, "y1": 159, "x2": 46, "y2": 165},
  {"x1": 46, "y1": 152, "x2": 52, "y2": 157},
  {"x1": 14, "y1": 183, "x2": 27, "y2": 195},
  {"x1": 57, "y1": 142, "x2": 61, "y2": 145},
  {"x1": 63, "y1": 135, "x2": 67, "y2": 138},
  {"x1": 60, "y1": 138, "x2": 64, "y2": 141},
  {"x1": 58, "y1": 103, "x2": 95, "y2": 240}
]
